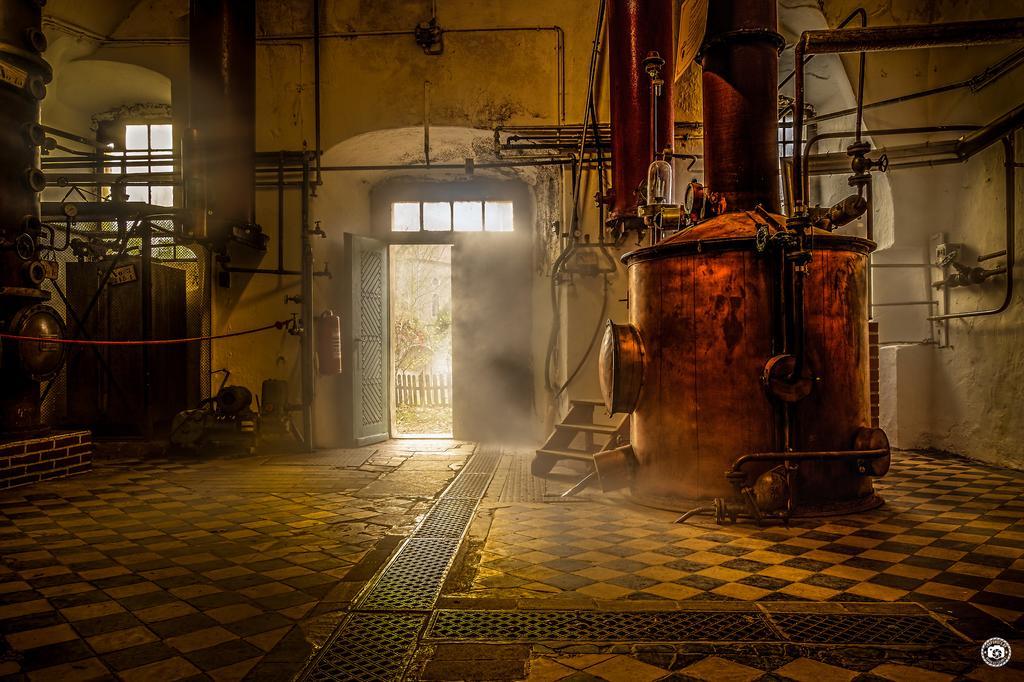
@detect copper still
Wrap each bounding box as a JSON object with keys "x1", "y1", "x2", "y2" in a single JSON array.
[{"x1": 597, "y1": 0, "x2": 888, "y2": 519}]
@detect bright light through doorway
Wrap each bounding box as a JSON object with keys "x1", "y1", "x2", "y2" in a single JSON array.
[{"x1": 390, "y1": 244, "x2": 453, "y2": 437}]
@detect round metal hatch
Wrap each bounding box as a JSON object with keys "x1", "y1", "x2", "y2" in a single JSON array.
[
  {"x1": 6, "y1": 304, "x2": 67, "y2": 381},
  {"x1": 599, "y1": 320, "x2": 645, "y2": 414}
]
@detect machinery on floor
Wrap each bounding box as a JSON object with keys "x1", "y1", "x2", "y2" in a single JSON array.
[
  {"x1": 585, "y1": 0, "x2": 1023, "y2": 523},
  {"x1": 170, "y1": 383, "x2": 259, "y2": 454},
  {"x1": 0, "y1": 0, "x2": 65, "y2": 437},
  {"x1": 590, "y1": 0, "x2": 889, "y2": 522}
]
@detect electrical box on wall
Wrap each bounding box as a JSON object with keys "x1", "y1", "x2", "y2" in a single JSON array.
[{"x1": 932, "y1": 233, "x2": 962, "y2": 266}]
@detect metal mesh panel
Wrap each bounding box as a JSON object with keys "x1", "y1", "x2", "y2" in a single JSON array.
[
  {"x1": 427, "y1": 610, "x2": 963, "y2": 645},
  {"x1": 769, "y1": 613, "x2": 964, "y2": 645},
  {"x1": 37, "y1": 220, "x2": 211, "y2": 430},
  {"x1": 427, "y1": 610, "x2": 777, "y2": 642},
  {"x1": 358, "y1": 538, "x2": 461, "y2": 611},
  {"x1": 359, "y1": 248, "x2": 385, "y2": 427},
  {"x1": 443, "y1": 473, "x2": 492, "y2": 499},
  {"x1": 354, "y1": 449, "x2": 499, "y2": 611},
  {"x1": 302, "y1": 612, "x2": 425, "y2": 682},
  {"x1": 413, "y1": 498, "x2": 478, "y2": 538},
  {"x1": 463, "y1": 448, "x2": 502, "y2": 473}
]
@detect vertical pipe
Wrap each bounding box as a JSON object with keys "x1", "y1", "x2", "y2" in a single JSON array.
[
  {"x1": 866, "y1": 180, "x2": 874, "y2": 319},
  {"x1": 140, "y1": 221, "x2": 153, "y2": 439},
  {"x1": 313, "y1": 0, "x2": 322, "y2": 188},
  {"x1": 606, "y1": 0, "x2": 674, "y2": 223},
  {"x1": 277, "y1": 151, "x2": 284, "y2": 272},
  {"x1": 300, "y1": 156, "x2": 315, "y2": 452},
  {"x1": 189, "y1": 0, "x2": 256, "y2": 247},
  {"x1": 701, "y1": 0, "x2": 782, "y2": 212}
]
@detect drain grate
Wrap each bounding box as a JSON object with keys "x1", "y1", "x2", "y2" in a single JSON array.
[
  {"x1": 443, "y1": 472, "x2": 492, "y2": 499},
  {"x1": 426, "y1": 610, "x2": 964, "y2": 645},
  {"x1": 352, "y1": 447, "x2": 500, "y2": 612},
  {"x1": 499, "y1": 453, "x2": 546, "y2": 502},
  {"x1": 427, "y1": 610, "x2": 776, "y2": 642},
  {"x1": 414, "y1": 498, "x2": 478, "y2": 538},
  {"x1": 769, "y1": 613, "x2": 964, "y2": 645},
  {"x1": 462, "y1": 450, "x2": 501, "y2": 474},
  {"x1": 358, "y1": 538, "x2": 461, "y2": 611},
  {"x1": 302, "y1": 612, "x2": 425, "y2": 681}
]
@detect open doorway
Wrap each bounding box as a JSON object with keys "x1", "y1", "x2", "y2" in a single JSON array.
[{"x1": 390, "y1": 244, "x2": 453, "y2": 437}]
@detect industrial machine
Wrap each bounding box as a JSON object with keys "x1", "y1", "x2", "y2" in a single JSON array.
[
  {"x1": 0, "y1": 0, "x2": 66, "y2": 437},
  {"x1": 591, "y1": 0, "x2": 890, "y2": 523},
  {"x1": 169, "y1": 378, "x2": 304, "y2": 454},
  {"x1": 170, "y1": 384, "x2": 259, "y2": 454}
]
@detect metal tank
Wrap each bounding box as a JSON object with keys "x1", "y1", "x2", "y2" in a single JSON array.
[
  {"x1": 596, "y1": 0, "x2": 889, "y2": 519},
  {"x1": 0, "y1": 0, "x2": 66, "y2": 436},
  {"x1": 608, "y1": 214, "x2": 882, "y2": 514}
]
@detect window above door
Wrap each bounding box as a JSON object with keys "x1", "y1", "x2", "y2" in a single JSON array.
[{"x1": 391, "y1": 200, "x2": 513, "y2": 233}]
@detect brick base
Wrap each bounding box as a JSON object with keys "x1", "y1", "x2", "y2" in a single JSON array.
[{"x1": 0, "y1": 430, "x2": 92, "y2": 490}]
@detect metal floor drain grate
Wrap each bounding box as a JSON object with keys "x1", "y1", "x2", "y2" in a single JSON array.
[
  {"x1": 499, "y1": 453, "x2": 546, "y2": 502},
  {"x1": 443, "y1": 472, "x2": 492, "y2": 499},
  {"x1": 427, "y1": 609, "x2": 775, "y2": 642},
  {"x1": 302, "y1": 612, "x2": 425, "y2": 681},
  {"x1": 414, "y1": 498, "x2": 478, "y2": 538},
  {"x1": 353, "y1": 447, "x2": 501, "y2": 612},
  {"x1": 358, "y1": 538, "x2": 461, "y2": 611},
  {"x1": 426, "y1": 610, "x2": 964, "y2": 645},
  {"x1": 462, "y1": 450, "x2": 502, "y2": 474},
  {"x1": 769, "y1": 613, "x2": 964, "y2": 645}
]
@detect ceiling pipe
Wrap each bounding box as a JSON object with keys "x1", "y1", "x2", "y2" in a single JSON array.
[{"x1": 792, "y1": 16, "x2": 1024, "y2": 210}]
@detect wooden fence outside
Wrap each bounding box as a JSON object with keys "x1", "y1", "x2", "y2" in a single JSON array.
[{"x1": 396, "y1": 372, "x2": 452, "y2": 406}]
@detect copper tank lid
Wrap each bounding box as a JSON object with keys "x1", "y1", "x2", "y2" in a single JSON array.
[{"x1": 622, "y1": 211, "x2": 876, "y2": 265}]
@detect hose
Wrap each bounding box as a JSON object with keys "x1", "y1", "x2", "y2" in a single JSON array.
[{"x1": 552, "y1": 273, "x2": 610, "y2": 399}]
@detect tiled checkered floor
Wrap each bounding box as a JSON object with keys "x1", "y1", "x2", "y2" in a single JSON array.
[
  {"x1": 456, "y1": 451, "x2": 1024, "y2": 629},
  {"x1": 3, "y1": 444, "x2": 1023, "y2": 681},
  {"x1": 516, "y1": 651, "x2": 1013, "y2": 682},
  {"x1": 0, "y1": 441, "x2": 473, "y2": 680}
]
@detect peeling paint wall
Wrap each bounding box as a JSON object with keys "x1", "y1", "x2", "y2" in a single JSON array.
[
  {"x1": 41, "y1": 0, "x2": 626, "y2": 446},
  {"x1": 822, "y1": 0, "x2": 1024, "y2": 468},
  {"x1": 39, "y1": 0, "x2": 1024, "y2": 464}
]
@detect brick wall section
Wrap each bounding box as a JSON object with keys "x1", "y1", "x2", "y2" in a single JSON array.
[
  {"x1": 0, "y1": 430, "x2": 92, "y2": 490},
  {"x1": 869, "y1": 320, "x2": 880, "y2": 429}
]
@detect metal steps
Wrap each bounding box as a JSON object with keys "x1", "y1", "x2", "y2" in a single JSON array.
[{"x1": 533, "y1": 399, "x2": 628, "y2": 475}]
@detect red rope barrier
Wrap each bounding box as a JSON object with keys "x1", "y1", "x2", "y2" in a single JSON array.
[{"x1": 0, "y1": 320, "x2": 292, "y2": 346}]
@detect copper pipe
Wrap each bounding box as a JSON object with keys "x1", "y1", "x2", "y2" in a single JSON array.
[
  {"x1": 800, "y1": 18, "x2": 1024, "y2": 55},
  {"x1": 606, "y1": 0, "x2": 674, "y2": 222},
  {"x1": 729, "y1": 448, "x2": 889, "y2": 474},
  {"x1": 956, "y1": 102, "x2": 1024, "y2": 159},
  {"x1": 701, "y1": 0, "x2": 781, "y2": 212}
]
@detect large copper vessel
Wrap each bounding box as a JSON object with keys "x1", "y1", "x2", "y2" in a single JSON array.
[
  {"x1": 610, "y1": 213, "x2": 881, "y2": 513},
  {"x1": 589, "y1": 0, "x2": 887, "y2": 517}
]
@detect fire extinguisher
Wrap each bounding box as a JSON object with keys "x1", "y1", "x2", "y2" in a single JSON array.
[{"x1": 317, "y1": 310, "x2": 343, "y2": 375}]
